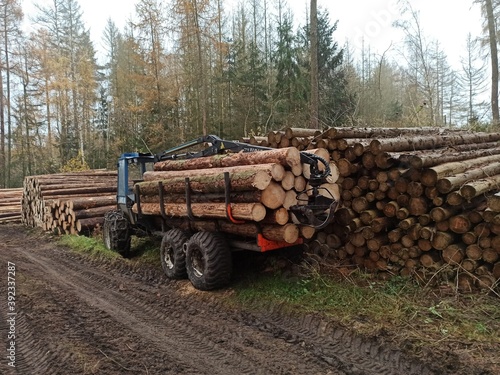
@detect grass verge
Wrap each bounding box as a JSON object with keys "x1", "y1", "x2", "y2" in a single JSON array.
[
  {"x1": 230, "y1": 266, "x2": 500, "y2": 359},
  {"x1": 58, "y1": 234, "x2": 122, "y2": 260}
]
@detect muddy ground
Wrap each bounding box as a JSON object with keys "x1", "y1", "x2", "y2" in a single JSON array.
[{"x1": 0, "y1": 225, "x2": 495, "y2": 375}]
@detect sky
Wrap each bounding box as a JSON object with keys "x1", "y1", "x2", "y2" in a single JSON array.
[{"x1": 24, "y1": 0, "x2": 484, "y2": 70}]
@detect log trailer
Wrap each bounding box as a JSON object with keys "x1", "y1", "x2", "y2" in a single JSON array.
[{"x1": 103, "y1": 135, "x2": 338, "y2": 290}]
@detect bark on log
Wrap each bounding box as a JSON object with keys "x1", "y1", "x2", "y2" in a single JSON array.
[
  {"x1": 72, "y1": 205, "x2": 117, "y2": 220},
  {"x1": 370, "y1": 133, "x2": 500, "y2": 156},
  {"x1": 284, "y1": 127, "x2": 322, "y2": 139},
  {"x1": 437, "y1": 164, "x2": 500, "y2": 194},
  {"x1": 132, "y1": 202, "x2": 267, "y2": 222},
  {"x1": 139, "y1": 168, "x2": 274, "y2": 195},
  {"x1": 421, "y1": 154, "x2": 500, "y2": 187},
  {"x1": 154, "y1": 147, "x2": 301, "y2": 171},
  {"x1": 407, "y1": 146, "x2": 500, "y2": 169},
  {"x1": 68, "y1": 196, "x2": 117, "y2": 210},
  {"x1": 460, "y1": 174, "x2": 500, "y2": 200}
]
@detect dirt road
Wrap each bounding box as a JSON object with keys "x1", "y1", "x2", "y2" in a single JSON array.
[{"x1": 0, "y1": 225, "x2": 477, "y2": 374}]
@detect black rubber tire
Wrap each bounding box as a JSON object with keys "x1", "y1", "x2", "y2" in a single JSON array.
[
  {"x1": 160, "y1": 229, "x2": 188, "y2": 279},
  {"x1": 103, "y1": 211, "x2": 131, "y2": 256},
  {"x1": 185, "y1": 232, "x2": 232, "y2": 291}
]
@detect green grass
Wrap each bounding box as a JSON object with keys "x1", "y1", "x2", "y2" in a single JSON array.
[
  {"x1": 129, "y1": 236, "x2": 162, "y2": 265},
  {"x1": 229, "y1": 269, "x2": 500, "y2": 351},
  {"x1": 58, "y1": 233, "x2": 162, "y2": 265},
  {"x1": 58, "y1": 234, "x2": 122, "y2": 260}
]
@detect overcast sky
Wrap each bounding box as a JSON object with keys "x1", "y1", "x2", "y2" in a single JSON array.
[{"x1": 25, "y1": 0, "x2": 484, "y2": 69}]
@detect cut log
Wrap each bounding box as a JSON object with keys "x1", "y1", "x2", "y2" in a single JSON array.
[
  {"x1": 139, "y1": 168, "x2": 274, "y2": 195},
  {"x1": 460, "y1": 173, "x2": 500, "y2": 200},
  {"x1": 132, "y1": 202, "x2": 267, "y2": 222},
  {"x1": 75, "y1": 217, "x2": 105, "y2": 232},
  {"x1": 420, "y1": 154, "x2": 500, "y2": 187},
  {"x1": 420, "y1": 252, "x2": 442, "y2": 269},
  {"x1": 71, "y1": 205, "x2": 117, "y2": 220},
  {"x1": 154, "y1": 147, "x2": 301, "y2": 171},
  {"x1": 281, "y1": 171, "x2": 295, "y2": 190},
  {"x1": 407, "y1": 146, "x2": 500, "y2": 169},
  {"x1": 284, "y1": 127, "x2": 321, "y2": 139},
  {"x1": 262, "y1": 207, "x2": 289, "y2": 225},
  {"x1": 260, "y1": 182, "x2": 286, "y2": 209},
  {"x1": 448, "y1": 215, "x2": 472, "y2": 234},
  {"x1": 431, "y1": 231, "x2": 455, "y2": 250},
  {"x1": 370, "y1": 133, "x2": 500, "y2": 156},
  {"x1": 442, "y1": 244, "x2": 465, "y2": 264},
  {"x1": 438, "y1": 165, "x2": 500, "y2": 194},
  {"x1": 142, "y1": 191, "x2": 265, "y2": 205},
  {"x1": 487, "y1": 193, "x2": 500, "y2": 212},
  {"x1": 68, "y1": 196, "x2": 117, "y2": 210}
]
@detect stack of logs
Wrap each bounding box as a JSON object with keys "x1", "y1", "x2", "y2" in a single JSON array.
[
  {"x1": 0, "y1": 188, "x2": 23, "y2": 224},
  {"x1": 257, "y1": 127, "x2": 500, "y2": 292},
  {"x1": 135, "y1": 147, "x2": 341, "y2": 245},
  {"x1": 21, "y1": 171, "x2": 117, "y2": 234}
]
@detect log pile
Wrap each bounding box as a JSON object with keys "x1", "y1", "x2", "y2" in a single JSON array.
[
  {"x1": 21, "y1": 171, "x2": 117, "y2": 234},
  {"x1": 264, "y1": 127, "x2": 500, "y2": 292},
  {"x1": 0, "y1": 188, "x2": 23, "y2": 224},
  {"x1": 137, "y1": 147, "x2": 340, "y2": 244}
]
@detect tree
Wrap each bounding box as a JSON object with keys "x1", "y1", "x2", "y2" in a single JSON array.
[
  {"x1": 273, "y1": 4, "x2": 303, "y2": 125},
  {"x1": 309, "y1": 0, "x2": 318, "y2": 129},
  {"x1": 0, "y1": 0, "x2": 23, "y2": 186},
  {"x1": 459, "y1": 33, "x2": 488, "y2": 126},
  {"x1": 173, "y1": 0, "x2": 218, "y2": 138},
  {"x1": 299, "y1": 9, "x2": 353, "y2": 126},
  {"x1": 227, "y1": 4, "x2": 267, "y2": 138},
  {"x1": 476, "y1": 0, "x2": 499, "y2": 126},
  {"x1": 34, "y1": 0, "x2": 98, "y2": 164},
  {"x1": 395, "y1": 2, "x2": 453, "y2": 126}
]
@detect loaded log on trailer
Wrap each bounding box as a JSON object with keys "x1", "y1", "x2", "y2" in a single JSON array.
[{"x1": 103, "y1": 135, "x2": 339, "y2": 290}]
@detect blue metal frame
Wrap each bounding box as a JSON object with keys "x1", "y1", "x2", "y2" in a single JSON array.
[{"x1": 117, "y1": 153, "x2": 155, "y2": 206}]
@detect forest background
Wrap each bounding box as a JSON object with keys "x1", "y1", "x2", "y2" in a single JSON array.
[{"x1": 0, "y1": 0, "x2": 499, "y2": 188}]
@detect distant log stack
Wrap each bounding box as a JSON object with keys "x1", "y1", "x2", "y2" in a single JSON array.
[
  {"x1": 0, "y1": 188, "x2": 23, "y2": 224},
  {"x1": 137, "y1": 147, "x2": 340, "y2": 244},
  {"x1": 264, "y1": 126, "x2": 500, "y2": 292},
  {"x1": 21, "y1": 170, "x2": 117, "y2": 234}
]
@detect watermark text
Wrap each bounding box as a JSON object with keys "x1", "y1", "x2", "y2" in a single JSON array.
[{"x1": 6, "y1": 261, "x2": 16, "y2": 368}]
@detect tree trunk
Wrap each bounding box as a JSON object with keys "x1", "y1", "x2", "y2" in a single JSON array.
[
  {"x1": 484, "y1": 0, "x2": 500, "y2": 125},
  {"x1": 309, "y1": 0, "x2": 319, "y2": 129}
]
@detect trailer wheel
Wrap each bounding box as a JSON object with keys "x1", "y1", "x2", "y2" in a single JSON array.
[
  {"x1": 160, "y1": 229, "x2": 188, "y2": 279},
  {"x1": 185, "y1": 232, "x2": 232, "y2": 291},
  {"x1": 103, "y1": 210, "x2": 131, "y2": 256}
]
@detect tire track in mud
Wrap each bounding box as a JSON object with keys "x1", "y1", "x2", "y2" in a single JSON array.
[
  {"x1": 19, "y1": 246, "x2": 336, "y2": 375},
  {"x1": 0, "y1": 225, "x2": 437, "y2": 375}
]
